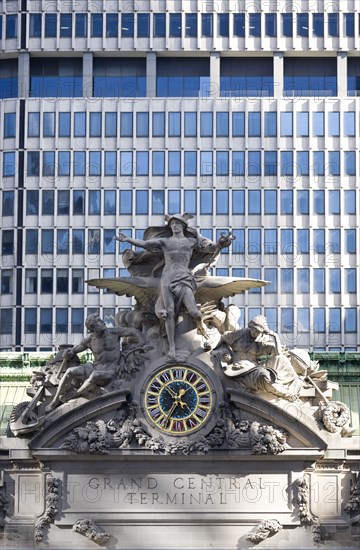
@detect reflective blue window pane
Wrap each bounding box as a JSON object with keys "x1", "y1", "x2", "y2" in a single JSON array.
[
  {"x1": 265, "y1": 13, "x2": 276, "y2": 36},
  {"x1": 137, "y1": 14, "x2": 150, "y2": 37},
  {"x1": 2, "y1": 191, "x2": 14, "y2": 216},
  {"x1": 136, "y1": 152, "x2": 149, "y2": 176},
  {"x1": 26, "y1": 229, "x2": 38, "y2": 254},
  {"x1": 329, "y1": 229, "x2": 341, "y2": 253},
  {"x1": 248, "y1": 151, "x2": 261, "y2": 176},
  {"x1": 72, "y1": 229, "x2": 84, "y2": 254},
  {"x1": 313, "y1": 13, "x2": 324, "y2": 36},
  {"x1": 232, "y1": 190, "x2": 245, "y2": 214},
  {"x1": 26, "y1": 190, "x2": 39, "y2": 215},
  {"x1": 31, "y1": 76, "x2": 83, "y2": 97},
  {"x1": 30, "y1": 14, "x2": 42, "y2": 37},
  {"x1": 296, "y1": 151, "x2": 309, "y2": 176},
  {"x1": 232, "y1": 112, "x2": 245, "y2": 136},
  {"x1": 281, "y1": 308, "x2": 294, "y2": 333},
  {"x1": 59, "y1": 112, "x2": 71, "y2": 136},
  {"x1": 27, "y1": 151, "x2": 40, "y2": 176},
  {"x1": 233, "y1": 13, "x2": 245, "y2": 37},
  {"x1": 200, "y1": 112, "x2": 212, "y2": 136},
  {"x1": 264, "y1": 151, "x2": 277, "y2": 176},
  {"x1": 297, "y1": 13, "x2": 309, "y2": 36},
  {"x1": 249, "y1": 13, "x2": 261, "y2": 37},
  {"x1": 89, "y1": 151, "x2": 101, "y2": 177},
  {"x1": 264, "y1": 190, "x2": 277, "y2": 214},
  {"x1": 200, "y1": 190, "x2": 212, "y2": 214},
  {"x1": 281, "y1": 229, "x2": 293, "y2": 254},
  {"x1": 313, "y1": 151, "x2": 325, "y2": 176},
  {"x1": 185, "y1": 14, "x2": 197, "y2": 37},
  {"x1": 121, "y1": 14, "x2": 134, "y2": 37},
  {"x1": 105, "y1": 152, "x2": 117, "y2": 176},
  {"x1": 136, "y1": 112, "x2": 149, "y2": 137},
  {"x1": 344, "y1": 190, "x2": 356, "y2": 214},
  {"x1": 184, "y1": 112, "x2": 196, "y2": 136},
  {"x1": 184, "y1": 151, "x2": 196, "y2": 176},
  {"x1": 44, "y1": 14, "x2": 56, "y2": 37},
  {"x1": 89, "y1": 191, "x2": 100, "y2": 215},
  {"x1": 281, "y1": 112, "x2": 293, "y2": 136},
  {"x1": 200, "y1": 151, "x2": 213, "y2": 176},
  {"x1": 281, "y1": 268, "x2": 293, "y2": 293},
  {"x1": 344, "y1": 112, "x2": 355, "y2": 137},
  {"x1": 329, "y1": 268, "x2": 341, "y2": 293},
  {"x1": 313, "y1": 112, "x2": 324, "y2": 136},
  {"x1": 329, "y1": 308, "x2": 341, "y2": 333},
  {"x1": 3, "y1": 152, "x2": 15, "y2": 177},
  {"x1": 329, "y1": 112, "x2": 340, "y2": 136},
  {"x1": 328, "y1": 151, "x2": 340, "y2": 175},
  {"x1": 297, "y1": 112, "x2": 309, "y2": 136},
  {"x1": 72, "y1": 309, "x2": 84, "y2": 333},
  {"x1": 232, "y1": 152, "x2": 245, "y2": 176},
  {"x1": 216, "y1": 151, "x2": 229, "y2": 176},
  {"x1": 120, "y1": 113, "x2": 133, "y2": 136},
  {"x1": 346, "y1": 229, "x2": 356, "y2": 253},
  {"x1": 264, "y1": 112, "x2": 276, "y2": 136},
  {"x1": 282, "y1": 13, "x2": 293, "y2": 37},
  {"x1": 281, "y1": 151, "x2": 293, "y2": 176},
  {"x1": 152, "y1": 151, "x2": 165, "y2": 176},
  {"x1": 104, "y1": 191, "x2": 116, "y2": 214},
  {"x1": 91, "y1": 14, "x2": 103, "y2": 37},
  {"x1": 232, "y1": 229, "x2": 245, "y2": 254},
  {"x1": 73, "y1": 190, "x2": 85, "y2": 215},
  {"x1": 314, "y1": 269, "x2": 325, "y2": 293},
  {"x1": 94, "y1": 76, "x2": 145, "y2": 98},
  {"x1": 25, "y1": 308, "x2": 37, "y2": 333},
  {"x1": 216, "y1": 190, "x2": 229, "y2": 215},
  {"x1": 297, "y1": 229, "x2": 309, "y2": 254},
  {"x1": 73, "y1": 151, "x2": 85, "y2": 176},
  {"x1": 217, "y1": 112, "x2": 229, "y2": 137},
  {"x1": 42, "y1": 190, "x2": 54, "y2": 215},
  {"x1": 345, "y1": 309, "x2": 357, "y2": 333},
  {"x1": 168, "y1": 151, "x2": 181, "y2": 176},
  {"x1": 346, "y1": 269, "x2": 357, "y2": 293},
  {"x1": 248, "y1": 112, "x2": 261, "y2": 136},
  {"x1": 58, "y1": 151, "x2": 70, "y2": 176},
  {"x1": 328, "y1": 13, "x2": 339, "y2": 36},
  {"x1": 313, "y1": 190, "x2": 325, "y2": 214},
  {"x1": 329, "y1": 190, "x2": 340, "y2": 214},
  {"x1": 344, "y1": 152, "x2": 356, "y2": 176},
  {"x1": 120, "y1": 191, "x2": 132, "y2": 214},
  {"x1": 264, "y1": 229, "x2": 277, "y2": 254},
  {"x1": 298, "y1": 308, "x2": 310, "y2": 332},
  {"x1": 104, "y1": 112, "x2": 116, "y2": 137},
  {"x1": 88, "y1": 229, "x2": 100, "y2": 255},
  {"x1": 136, "y1": 191, "x2": 148, "y2": 214},
  {"x1": 104, "y1": 229, "x2": 116, "y2": 254},
  {"x1": 41, "y1": 229, "x2": 53, "y2": 255},
  {"x1": 169, "y1": 112, "x2": 181, "y2": 136},
  {"x1": 297, "y1": 268, "x2": 310, "y2": 293},
  {"x1": 90, "y1": 112, "x2": 101, "y2": 136},
  {"x1": 313, "y1": 308, "x2": 325, "y2": 332},
  {"x1": 168, "y1": 190, "x2": 181, "y2": 215},
  {"x1": 2, "y1": 230, "x2": 14, "y2": 255},
  {"x1": 344, "y1": 13, "x2": 354, "y2": 37},
  {"x1": 75, "y1": 14, "x2": 87, "y2": 37},
  {"x1": 248, "y1": 268, "x2": 261, "y2": 293},
  {"x1": 152, "y1": 190, "x2": 165, "y2": 214},
  {"x1": 218, "y1": 13, "x2": 229, "y2": 37},
  {"x1": 184, "y1": 190, "x2": 196, "y2": 214},
  {"x1": 120, "y1": 151, "x2": 133, "y2": 176},
  {"x1": 297, "y1": 190, "x2": 309, "y2": 214},
  {"x1": 170, "y1": 13, "x2": 181, "y2": 37},
  {"x1": 153, "y1": 112, "x2": 165, "y2": 137},
  {"x1": 264, "y1": 268, "x2": 277, "y2": 293},
  {"x1": 74, "y1": 112, "x2": 86, "y2": 136},
  {"x1": 154, "y1": 14, "x2": 166, "y2": 37},
  {"x1": 4, "y1": 112, "x2": 16, "y2": 138},
  {"x1": 313, "y1": 229, "x2": 325, "y2": 254},
  {"x1": 60, "y1": 14, "x2": 72, "y2": 37},
  {"x1": 43, "y1": 112, "x2": 55, "y2": 136},
  {"x1": 248, "y1": 229, "x2": 261, "y2": 255},
  {"x1": 248, "y1": 190, "x2": 261, "y2": 214},
  {"x1": 56, "y1": 308, "x2": 68, "y2": 333},
  {"x1": 202, "y1": 14, "x2": 213, "y2": 37},
  {"x1": 40, "y1": 309, "x2": 52, "y2": 333}
]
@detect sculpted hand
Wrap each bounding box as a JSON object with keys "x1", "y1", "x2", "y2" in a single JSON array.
[
  {"x1": 114, "y1": 232, "x2": 128, "y2": 243},
  {"x1": 217, "y1": 231, "x2": 236, "y2": 249}
]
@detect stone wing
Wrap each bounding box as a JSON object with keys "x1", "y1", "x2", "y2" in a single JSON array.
[
  {"x1": 86, "y1": 277, "x2": 160, "y2": 307},
  {"x1": 195, "y1": 276, "x2": 268, "y2": 304}
]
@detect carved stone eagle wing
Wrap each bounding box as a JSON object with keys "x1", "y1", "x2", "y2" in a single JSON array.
[
  {"x1": 86, "y1": 277, "x2": 160, "y2": 308},
  {"x1": 195, "y1": 276, "x2": 268, "y2": 304}
]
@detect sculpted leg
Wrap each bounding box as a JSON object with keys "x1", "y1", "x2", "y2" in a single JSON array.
[
  {"x1": 45, "y1": 365, "x2": 86, "y2": 412},
  {"x1": 182, "y1": 290, "x2": 208, "y2": 339}
]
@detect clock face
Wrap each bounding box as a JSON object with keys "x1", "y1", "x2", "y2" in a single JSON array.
[{"x1": 143, "y1": 366, "x2": 213, "y2": 435}]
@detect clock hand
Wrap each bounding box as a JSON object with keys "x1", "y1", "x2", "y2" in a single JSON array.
[
  {"x1": 164, "y1": 385, "x2": 177, "y2": 398},
  {"x1": 164, "y1": 402, "x2": 178, "y2": 426}
]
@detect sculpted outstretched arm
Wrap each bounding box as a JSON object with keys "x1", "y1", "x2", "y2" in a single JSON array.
[
  {"x1": 115, "y1": 233, "x2": 162, "y2": 251},
  {"x1": 64, "y1": 336, "x2": 92, "y2": 358},
  {"x1": 114, "y1": 327, "x2": 144, "y2": 344}
]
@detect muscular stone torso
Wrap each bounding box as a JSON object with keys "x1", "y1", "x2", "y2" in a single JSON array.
[{"x1": 90, "y1": 330, "x2": 121, "y2": 368}]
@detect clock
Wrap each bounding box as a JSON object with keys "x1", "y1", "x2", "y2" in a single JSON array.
[{"x1": 143, "y1": 365, "x2": 214, "y2": 436}]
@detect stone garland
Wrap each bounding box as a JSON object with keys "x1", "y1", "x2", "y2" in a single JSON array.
[
  {"x1": 246, "y1": 519, "x2": 282, "y2": 543},
  {"x1": 296, "y1": 477, "x2": 321, "y2": 543},
  {"x1": 34, "y1": 476, "x2": 60, "y2": 542},
  {"x1": 72, "y1": 519, "x2": 111, "y2": 545},
  {"x1": 345, "y1": 473, "x2": 360, "y2": 514}
]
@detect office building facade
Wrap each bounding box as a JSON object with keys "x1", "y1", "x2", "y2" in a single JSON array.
[{"x1": 0, "y1": 0, "x2": 359, "y2": 352}]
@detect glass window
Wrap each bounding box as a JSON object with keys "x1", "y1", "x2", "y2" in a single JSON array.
[
  {"x1": 328, "y1": 112, "x2": 340, "y2": 136},
  {"x1": 41, "y1": 229, "x2": 53, "y2": 255},
  {"x1": 328, "y1": 13, "x2": 339, "y2": 37},
  {"x1": 154, "y1": 13, "x2": 166, "y2": 37},
  {"x1": 297, "y1": 13, "x2": 309, "y2": 36},
  {"x1": 345, "y1": 268, "x2": 356, "y2": 293},
  {"x1": 314, "y1": 269, "x2": 325, "y2": 293},
  {"x1": 232, "y1": 151, "x2": 245, "y2": 176},
  {"x1": 184, "y1": 151, "x2": 196, "y2": 176},
  {"x1": 91, "y1": 13, "x2": 103, "y2": 37},
  {"x1": 216, "y1": 112, "x2": 229, "y2": 137},
  {"x1": 344, "y1": 190, "x2": 356, "y2": 214},
  {"x1": 313, "y1": 151, "x2": 325, "y2": 176},
  {"x1": 345, "y1": 309, "x2": 357, "y2": 333},
  {"x1": 26, "y1": 190, "x2": 39, "y2": 215},
  {"x1": 264, "y1": 268, "x2": 277, "y2": 293},
  {"x1": 314, "y1": 229, "x2": 325, "y2": 254},
  {"x1": 72, "y1": 308, "x2": 84, "y2": 332},
  {"x1": 88, "y1": 229, "x2": 100, "y2": 255},
  {"x1": 313, "y1": 112, "x2": 324, "y2": 136},
  {"x1": 344, "y1": 152, "x2": 356, "y2": 176},
  {"x1": 264, "y1": 190, "x2": 277, "y2": 214},
  {"x1": 185, "y1": 14, "x2": 197, "y2": 37},
  {"x1": 281, "y1": 151, "x2": 293, "y2": 176},
  {"x1": 328, "y1": 151, "x2": 340, "y2": 175},
  {"x1": 105, "y1": 112, "x2": 117, "y2": 137},
  {"x1": 200, "y1": 151, "x2": 213, "y2": 176},
  {"x1": 232, "y1": 190, "x2": 245, "y2": 215},
  {"x1": 232, "y1": 229, "x2": 245, "y2": 254},
  {"x1": 43, "y1": 112, "x2": 55, "y2": 136},
  {"x1": 104, "y1": 191, "x2": 116, "y2": 215},
  {"x1": 218, "y1": 13, "x2": 229, "y2": 37},
  {"x1": 248, "y1": 190, "x2": 261, "y2": 214},
  {"x1": 296, "y1": 151, "x2": 309, "y2": 176},
  {"x1": 136, "y1": 112, "x2": 149, "y2": 137},
  {"x1": 73, "y1": 190, "x2": 85, "y2": 215},
  {"x1": 104, "y1": 229, "x2": 116, "y2": 254},
  {"x1": 75, "y1": 13, "x2": 87, "y2": 37},
  {"x1": 264, "y1": 151, "x2": 277, "y2": 176},
  {"x1": 89, "y1": 112, "x2": 101, "y2": 136},
  {"x1": 152, "y1": 151, "x2": 165, "y2": 176},
  {"x1": 281, "y1": 229, "x2": 293, "y2": 254},
  {"x1": 184, "y1": 112, "x2": 196, "y2": 137},
  {"x1": 297, "y1": 308, "x2": 310, "y2": 333},
  {"x1": 136, "y1": 190, "x2": 148, "y2": 214},
  {"x1": 153, "y1": 112, "x2": 165, "y2": 136},
  {"x1": 42, "y1": 190, "x2": 54, "y2": 215},
  {"x1": 165, "y1": 191, "x2": 179, "y2": 215},
  {"x1": 57, "y1": 229, "x2": 69, "y2": 254},
  {"x1": 345, "y1": 229, "x2": 356, "y2": 254},
  {"x1": 329, "y1": 228, "x2": 341, "y2": 253},
  {"x1": 281, "y1": 308, "x2": 294, "y2": 333},
  {"x1": 60, "y1": 14, "x2": 72, "y2": 37},
  {"x1": 120, "y1": 112, "x2": 133, "y2": 136},
  {"x1": 71, "y1": 112, "x2": 85, "y2": 137},
  {"x1": 106, "y1": 13, "x2": 118, "y2": 37},
  {"x1": 56, "y1": 308, "x2": 68, "y2": 334},
  {"x1": 234, "y1": 13, "x2": 245, "y2": 37},
  {"x1": 168, "y1": 112, "x2": 181, "y2": 136},
  {"x1": 3, "y1": 152, "x2": 15, "y2": 177},
  {"x1": 329, "y1": 308, "x2": 341, "y2": 333},
  {"x1": 25, "y1": 269, "x2": 37, "y2": 293},
  {"x1": 30, "y1": 13, "x2": 42, "y2": 37},
  {"x1": 216, "y1": 151, "x2": 228, "y2": 176},
  {"x1": 329, "y1": 190, "x2": 340, "y2": 214},
  {"x1": 281, "y1": 268, "x2": 293, "y2": 293},
  {"x1": 232, "y1": 112, "x2": 245, "y2": 136},
  {"x1": 27, "y1": 151, "x2": 40, "y2": 176},
  {"x1": 152, "y1": 190, "x2": 165, "y2": 214},
  {"x1": 297, "y1": 268, "x2": 310, "y2": 293},
  {"x1": 264, "y1": 229, "x2": 277, "y2": 254},
  {"x1": 89, "y1": 151, "x2": 101, "y2": 177},
  {"x1": 248, "y1": 229, "x2": 261, "y2": 254},
  {"x1": 313, "y1": 308, "x2": 325, "y2": 332},
  {"x1": 313, "y1": 13, "x2": 324, "y2": 36},
  {"x1": 137, "y1": 13, "x2": 150, "y2": 37},
  {"x1": 26, "y1": 229, "x2": 38, "y2": 254},
  {"x1": 4, "y1": 113, "x2": 16, "y2": 138},
  {"x1": 297, "y1": 112, "x2": 309, "y2": 136},
  {"x1": 57, "y1": 269, "x2": 69, "y2": 293},
  {"x1": 344, "y1": 13, "x2": 354, "y2": 37},
  {"x1": 297, "y1": 229, "x2": 309, "y2": 254},
  {"x1": 200, "y1": 112, "x2": 213, "y2": 136},
  {"x1": 168, "y1": 151, "x2": 181, "y2": 176},
  {"x1": 264, "y1": 112, "x2": 276, "y2": 136},
  {"x1": 313, "y1": 190, "x2": 325, "y2": 214},
  {"x1": 73, "y1": 151, "x2": 85, "y2": 176},
  {"x1": 329, "y1": 268, "x2": 341, "y2": 293},
  {"x1": 216, "y1": 190, "x2": 229, "y2": 215},
  {"x1": 200, "y1": 190, "x2": 212, "y2": 214},
  {"x1": 248, "y1": 151, "x2": 261, "y2": 176},
  {"x1": 344, "y1": 112, "x2": 355, "y2": 137},
  {"x1": 2, "y1": 191, "x2": 14, "y2": 216},
  {"x1": 89, "y1": 190, "x2": 100, "y2": 215},
  {"x1": 45, "y1": 14, "x2": 56, "y2": 38},
  {"x1": 249, "y1": 13, "x2": 261, "y2": 37},
  {"x1": 280, "y1": 112, "x2": 292, "y2": 136},
  {"x1": 170, "y1": 13, "x2": 181, "y2": 37},
  {"x1": 184, "y1": 190, "x2": 196, "y2": 214},
  {"x1": 105, "y1": 152, "x2": 117, "y2": 176},
  {"x1": 282, "y1": 13, "x2": 293, "y2": 37},
  {"x1": 2, "y1": 231, "x2": 14, "y2": 255},
  {"x1": 202, "y1": 14, "x2": 213, "y2": 37},
  {"x1": 265, "y1": 13, "x2": 277, "y2": 36},
  {"x1": 58, "y1": 151, "x2": 70, "y2": 176},
  {"x1": 27, "y1": 113, "x2": 40, "y2": 137},
  {"x1": 25, "y1": 308, "x2": 37, "y2": 333},
  {"x1": 59, "y1": 112, "x2": 71, "y2": 137},
  {"x1": 248, "y1": 112, "x2": 261, "y2": 136},
  {"x1": 72, "y1": 229, "x2": 84, "y2": 254}
]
